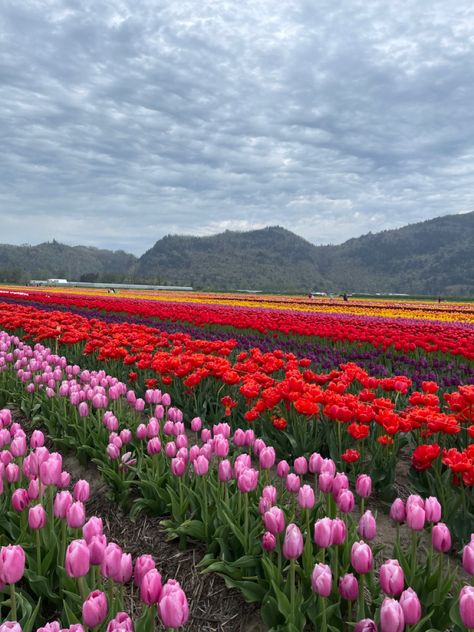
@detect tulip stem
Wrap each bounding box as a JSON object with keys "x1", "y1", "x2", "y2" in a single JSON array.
[
  {"x1": 410, "y1": 531, "x2": 418, "y2": 581},
  {"x1": 244, "y1": 492, "x2": 249, "y2": 553},
  {"x1": 357, "y1": 574, "x2": 365, "y2": 620},
  {"x1": 320, "y1": 596, "x2": 327, "y2": 632},
  {"x1": 10, "y1": 583, "x2": 16, "y2": 620},
  {"x1": 202, "y1": 478, "x2": 209, "y2": 542},
  {"x1": 290, "y1": 559, "x2": 296, "y2": 626},
  {"x1": 36, "y1": 529, "x2": 41, "y2": 574},
  {"x1": 436, "y1": 552, "x2": 443, "y2": 605}
]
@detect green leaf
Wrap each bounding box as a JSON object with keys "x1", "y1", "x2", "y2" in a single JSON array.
[{"x1": 63, "y1": 598, "x2": 81, "y2": 625}]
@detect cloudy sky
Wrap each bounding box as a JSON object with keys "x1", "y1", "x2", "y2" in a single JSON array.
[{"x1": 1, "y1": 0, "x2": 474, "y2": 254}]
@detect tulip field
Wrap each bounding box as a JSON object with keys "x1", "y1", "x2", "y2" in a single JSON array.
[{"x1": 0, "y1": 288, "x2": 474, "y2": 630}]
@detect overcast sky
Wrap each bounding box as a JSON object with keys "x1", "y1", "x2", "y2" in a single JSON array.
[{"x1": 1, "y1": 0, "x2": 474, "y2": 254}]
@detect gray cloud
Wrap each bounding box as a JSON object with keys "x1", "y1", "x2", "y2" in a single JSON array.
[{"x1": 1, "y1": 0, "x2": 474, "y2": 253}]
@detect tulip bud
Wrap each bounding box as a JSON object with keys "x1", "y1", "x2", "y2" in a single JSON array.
[
  {"x1": 379, "y1": 559, "x2": 404, "y2": 596},
  {"x1": 309, "y1": 452, "x2": 323, "y2": 474},
  {"x1": 158, "y1": 579, "x2": 189, "y2": 628},
  {"x1": 134, "y1": 554, "x2": 156, "y2": 587},
  {"x1": 171, "y1": 457, "x2": 186, "y2": 477},
  {"x1": 193, "y1": 455, "x2": 209, "y2": 476},
  {"x1": 140, "y1": 568, "x2": 162, "y2": 604},
  {"x1": 282, "y1": 523, "x2": 303, "y2": 560},
  {"x1": 332, "y1": 472, "x2": 349, "y2": 496},
  {"x1": 356, "y1": 474, "x2": 372, "y2": 498},
  {"x1": 276, "y1": 460, "x2": 290, "y2": 478},
  {"x1": 83, "y1": 516, "x2": 103, "y2": 542},
  {"x1": 0, "y1": 544, "x2": 26, "y2": 583},
  {"x1": 311, "y1": 563, "x2": 332, "y2": 597},
  {"x1": 218, "y1": 459, "x2": 232, "y2": 482},
  {"x1": 389, "y1": 498, "x2": 406, "y2": 523},
  {"x1": 298, "y1": 484, "x2": 315, "y2": 509},
  {"x1": 294, "y1": 456, "x2": 308, "y2": 475},
  {"x1": 399, "y1": 587, "x2": 421, "y2": 625},
  {"x1": 82, "y1": 590, "x2": 108, "y2": 628},
  {"x1": 314, "y1": 518, "x2": 333, "y2": 548},
  {"x1": 237, "y1": 468, "x2": 259, "y2": 493},
  {"x1": 101, "y1": 543, "x2": 122, "y2": 581},
  {"x1": 73, "y1": 480, "x2": 90, "y2": 503},
  {"x1": 406, "y1": 503, "x2": 425, "y2": 531},
  {"x1": 351, "y1": 541, "x2": 373, "y2": 574},
  {"x1": 11, "y1": 488, "x2": 29, "y2": 512},
  {"x1": 463, "y1": 537, "x2": 474, "y2": 575},
  {"x1": 380, "y1": 597, "x2": 404, "y2": 632},
  {"x1": 336, "y1": 489, "x2": 355, "y2": 513},
  {"x1": 67, "y1": 501, "x2": 86, "y2": 529},
  {"x1": 65, "y1": 539, "x2": 90, "y2": 578},
  {"x1": 54, "y1": 491, "x2": 73, "y2": 519},
  {"x1": 425, "y1": 496, "x2": 442, "y2": 523},
  {"x1": 285, "y1": 473, "x2": 300, "y2": 493},
  {"x1": 262, "y1": 531, "x2": 277, "y2": 552},
  {"x1": 88, "y1": 535, "x2": 107, "y2": 565},
  {"x1": 354, "y1": 620, "x2": 377, "y2": 632},
  {"x1": 191, "y1": 417, "x2": 202, "y2": 432},
  {"x1": 262, "y1": 485, "x2": 278, "y2": 505},
  {"x1": 339, "y1": 573, "x2": 359, "y2": 600},
  {"x1": 331, "y1": 518, "x2": 347, "y2": 546},
  {"x1": 259, "y1": 447, "x2": 276, "y2": 470},
  {"x1": 358, "y1": 510, "x2": 377, "y2": 541},
  {"x1": 264, "y1": 507, "x2": 285, "y2": 535},
  {"x1": 432, "y1": 523, "x2": 451, "y2": 553},
  {"x1": 28, "y1": 504, "x2": 47, "y2": 529}
]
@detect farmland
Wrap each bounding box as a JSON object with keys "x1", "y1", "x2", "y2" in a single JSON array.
[{"x1": 1, "y1": 286, "x2": 474, "y2": 630}]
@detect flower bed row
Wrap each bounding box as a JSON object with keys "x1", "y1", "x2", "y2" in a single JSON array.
[{"x1": 1, "y1": 333, "x2": 474, "y2": 630}]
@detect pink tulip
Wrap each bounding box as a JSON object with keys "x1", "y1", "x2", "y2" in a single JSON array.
[
  {"x1": 147, "y1": 437, "x2": 161, "y2": 455},
  {"x1": 339, "y1": 573, "x2": 359, "y2": 600},
  {"x1": 30, "y1": 430, "x2": 45, "y2": 448},
  {"x1": 311, "y1": 563, "x2": 332, "y2": 597},
  {"x1": 380, "y1": 597, "x2": 404, "y2": 632},
  {"x1": 406, "y1": 503, "x2": 425, "y2": 531},
  {"x1": 59, "y1": 471, "x2": 71, "y2": 488},
  {"x1": 134, "y1": 554, "x2": 156, "y2": 587},
  {"x1": 389, "y1": 499, "x2": 406, "y2": 523},
  {"x1": 399, "y1": 587, "x2": 421, "y2": 625},
  {"x1": 318, "y1": 472, "x2": 333, "y2": 493},
  {"x1": 82, "y1": 590, "x2": 108, "y2": 628},
  {"x1": 191, "y1": 417, "x2": 202, "y2": 432},
  {"x1": 331, "y1": 518, "x2": 347, "y2": 545},
  {"x1": 140, "y1": 568, "x2": 162, "y2": 604},
  {"x1": 259, "y1": 447, "x2": 276, "y2": 470},
  {"x1": 425, "y1": 496, "x2": 442, "y2": 523},
  {"x1": 356, "y1": 474, "x2": 372, "y2": 498},
  {"x1": 213, "y1": 436, "x2": 229, "y2": 458},
  {"x1": 263, "y1": 507, "x2": 285, "y2": 535},
  {"x1": 432, "y1": 523, "x2": 451, "y2": 553},
  {"x1": 201, "y1": 429, "x2": 211, "y2": 443},
  {"x1": 379, "y1": 559, "x2": 404, "y2": 596},
  {"x1": 83, "y1": 517, "x2": 103, "y2": 542},
  {"x1": 463, "y1": 536, "x2": 474, "y2": 575},
  {"x1": 171, "y1": 457, "x2": 186, "y2": 477},
  {"x1": 161, "y1": 393, "x2": 171, "y2": 406},
  {"x1": 358, "y1": 510, "x2": 377, "y2": 541},
  {"x1": 106, "y1": 612, "x2": 133, "y2": 632},
  {"x1": 88, "y1": 535, "x2": 107, "y2": 565},
  {"x1": 285, "y1": 473, "x2": 300, "y2": 493},
  {"x1": 276, "y1": 460, "x2": 290, "y2": 478},
  {"x1": 320, "y1": 458, "x2": 336, "y2": 476},
  {"x1": 67, "y1": 501, "x2": 86, "y2": 528},
  {"x1": 351, "y1": 541, "x2": 373, "y2": 574},
  {"x1": 252, "y1": 438, "x2": 266, "y2": 456},
  {"x1": 40, "y1": 453, "x2": 62, "y2": 486},
  {"x1": 116, "y1": 553, "x2": 133, "y2": 583},
  {"x1": 158, "y1": 579, "x2": 189, "y2": 628},
  {"x1": 262, "y1": 485, "x2": 278, "y2": 505},
  {"x1": 101, "y1": 543, "x2": 122, "y2": 581},
  {"x1": 73, "y1": 480, "x2": 90, "y2": 503},
  {"x1": 282, "y1": 523, "x2": 303, "y2": 560},
  {"x1": 294, "y1": 456, "x2": 308, "y2": 475},
  {"x1": 298, "y1": 484, "x2": 315, "y2": 509},
  {"x1": 28, "y1": 504, "x2": 46, "y2": 529},
  {"x1": 314, "y1": 518, "x2": 333, "y2": 548},
  {"x1": 78, "y1": 402, "x2": 89, "y2": 418},
  {"x1": 54, "y1": 491, "x2": 73, "y2": 519},
  {"x1": 65, "y1": 540, "x2": 90, "y2": 578},
  {"x1": 309, "y1": 452, "x2": 323, "y2": 474},
  {"x1": 0, "y1": 544, "x2": 25, "y2": 583},
  {"x1": 11, "y1": 488, "x2": 29, "y2": 512},
  {"x1": 193, "y1": 455, "x2": 209, "y2": 476},
  {"x1": 336, "y1": 489, "x2": 355, "y2": 513},
  {"x1": 332, "y1": 472, "x2": 349, "y2": 496},
  {"x1": 237, "y1": 468, "x2": 259, "y2": 493},
  {"x1": 354, "y1": 619, "x2": 378, "y2": 631},
  {"x1": 218, "y1": 459, "x2": 232, "y2": 482},
  {"x1": 262, "y1": 531, "x2": 277, "y2": 551},
  {"x1": 0, "y1": 623, "x2": 23, "y2": 632},
  {"x1": 136, "y1": 424, "x2": 147, "y2": 440}
]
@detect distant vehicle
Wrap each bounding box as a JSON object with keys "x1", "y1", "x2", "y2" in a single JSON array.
[{"x1": 311, "y1": 291, "x2": 327, "y2": 296}]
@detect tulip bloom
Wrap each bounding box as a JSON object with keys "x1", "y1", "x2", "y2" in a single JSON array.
[
  {"x1": 294, "y1": 456, "x2": 308, "y2": 475},
  {"x1": 298, "y1": 484, "x2": 315, "y2": 509},
  {"x1": 66, "y1": 540, "x2": 90, "y2": 578},
  {"x1": 314, "y1": 518, "x2": 333, "y2": 548},
  {"x1": 463, "y1": 537, "x2": 474, "y2": 575},
  {"x1": 158, "y1": 579, "x2": 189, "y2": 628},
  {"x1": 282, "y1": 523, "x2": 304, "y2": 560},
  {"x1": 264, "y1": 506, "x2": 285, "y2": 535},
  {"x1": 134, "y1": 554, "x2": 156, "y2": 587},
  {"x1": 67, "y1": 501, "x2": 86, "y2": 529},
  {"x1": 425, "y1": 496, "x2": 442, "y2": 523},
  {"x1": 311, "y1": 563, "x2": 332, "y2": 597},
  {"x1": 389, "y1": 498, "x2": 406, "y2": 523},
  {"x1": 356, "y1": 474, "x2": 372, "y2": 498},
  {"x1": 140, "y1": 568, "x2": 162, "y2": 604},
  {"x1": 218, "y1": 459, "x2": 232, "y2": 482},
  {"x1": 82, "y1": 590, "x2": 108, "y2": 628},
  {"x1": 351, "y1": 541, "x2": 373, "y2": 574},
  {"x1": 354, "y1": 620, "x2": 378, "y2": 632},
  {"x1": 83, "y1": 516, "x2": 103, "y2": 542},
  {"x1": 379, "y1": 560, "x2": 404, "y2": 596},
  {"x1": 285, "y1": 473, "x2": 300, "y2": 493},
  {"x1": 28, "y1": 504, "x2": 46, "y2": 529},
  {"x1": 358, "y1": 511, "x2": 377, "y2": 541},
  {"x1": 0, "y1": 544, "x2": 25, "y2": 584},
  {"x1": 406, "y1": 503, "x2": 425, "y2": 531},
  {"x1": 276, "y1": 460, "x2": 290, "y2": 478},
  {"x1": 399, "y1": 587, "x2": 421, "y2": 625},
  {"x1": 11, "y1": 488, "x2": 29, "y2": 512},
  {"x1": 380, "y1": 597, "x2": 404, "y2": 632},
  {"x1": 237, "y1": 468, "x2": 259, "y2": 493},
  {"x1": 339, "y1": 573, "x2": 359, "y2": 601},
  {"x1": 193, "y1": 455, "x2": 209, "y2": 476},
  {"x1": 432, "y1": 523, "x2": 451, "y2": 553},
  {"x1": 262, "y1": 532, "x2": 277, "y2": 552}
]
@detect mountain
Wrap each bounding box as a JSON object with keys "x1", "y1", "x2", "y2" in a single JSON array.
[
  {"x1": 133, "y1": 227, "x2": 327, "y2": 292},
  {"x1": 0, "y1": 241, "x2": 136, "y2": 284},
  {"x1": 134, "y1": 212, "x2": 474, "y2": 294},
  {"x1": 1, "y1": 212, "x2": 474, "y2": 295}
]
